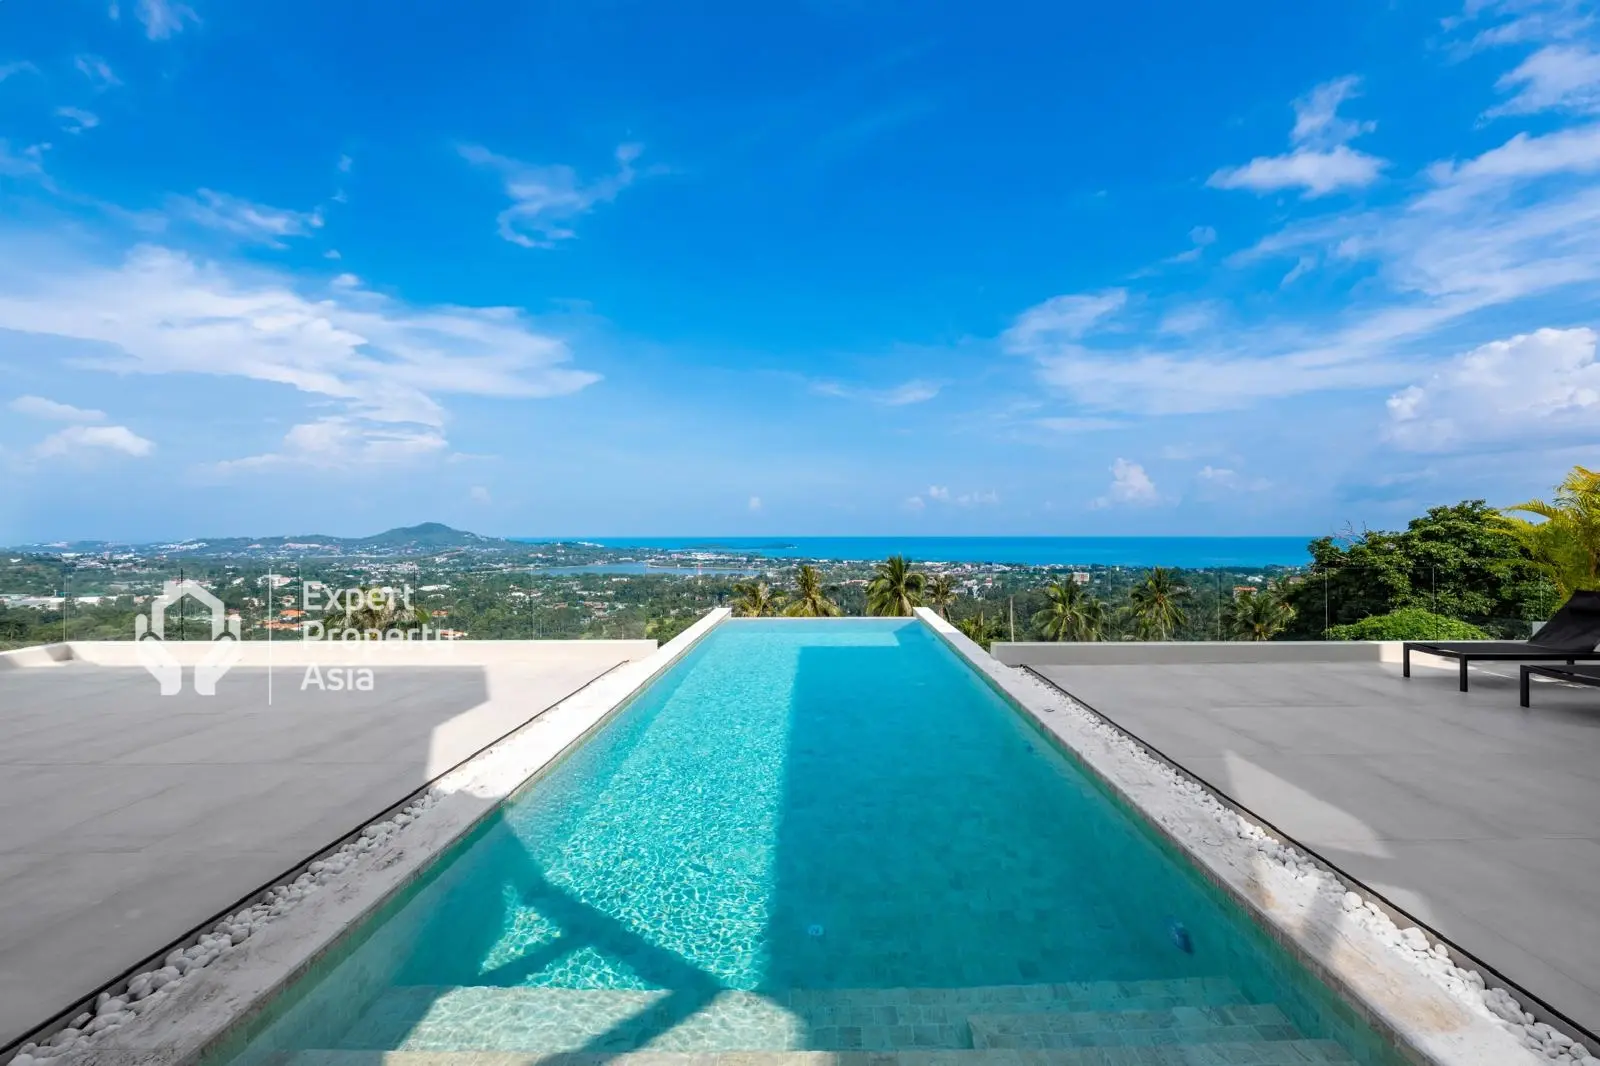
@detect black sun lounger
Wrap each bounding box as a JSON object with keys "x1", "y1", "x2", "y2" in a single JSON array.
[
  {"x1": 1520, "y1": 663, "x2": 1600, "y2": 707},
  {"x1": 1403, "y1": 589, "x2": 1600, "y2": 691}
]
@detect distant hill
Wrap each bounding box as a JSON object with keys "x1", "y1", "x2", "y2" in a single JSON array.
[{"x1": 16, "y1": 523, "x2": 515, "y2": 558}]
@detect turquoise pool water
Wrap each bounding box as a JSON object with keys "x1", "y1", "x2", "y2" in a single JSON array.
[{"x1": 218, "y1": 619, "x2": 1403, "y2": 1064}]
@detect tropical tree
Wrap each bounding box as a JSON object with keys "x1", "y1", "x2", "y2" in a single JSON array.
[
  {"x1": 784, "y1": 564, "x2": 841, "y2": 617},
  {"x1": 730, "y1": 580, "x2": 779, "y2": 617},
  {"x1": 1279, "y1": 500, "x2": 1555, "y2": 639},
  {"x1": 1495, "y1": 465, "x2": 1600, "y2": 599},
  {"x1": 1128, "y1": 567, "x2": 1189, "y2": 641},
  {"x1": 329, "y1": 585, "x2": 430, "y2": 639},
  {"x1": 926, "y1": 573, "x2": 957, "y2": 618},
  {"x1": 1032, "y1": 578, "x2": 1106, "y2": 641},
  {"x1": 1223, "y1": 586, "x2": 1295, "y2": 641},
  {"x1": 867, "y1": 555, "x2": 925, "y2": 616},
  {"x1": 955, "y1": 608, "x2": 1002, "y2": 649}
]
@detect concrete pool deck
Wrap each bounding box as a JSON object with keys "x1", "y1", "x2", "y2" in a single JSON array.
[
  {"x1": 995, "y1": 644, "x2": 1600, "y2": 1035},
  {"x1": 0, "y1": 638, "x2": 653, "y2": 1050}
]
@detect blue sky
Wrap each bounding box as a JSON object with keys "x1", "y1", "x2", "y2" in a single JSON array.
[{"x1": 1, "y1": 0, "x2": 1598, "y2": 542}]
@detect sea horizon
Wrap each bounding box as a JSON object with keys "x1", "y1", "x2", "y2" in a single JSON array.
[{"x1": 547, "y1": 535, "x2": 1316, "y2": 568}]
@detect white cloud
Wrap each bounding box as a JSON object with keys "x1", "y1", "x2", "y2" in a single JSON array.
[
  {"x1": 35, "y1": 424, "x2": 153, "y2": 459},
  {"x1": 0, "y1": 61, "x2": 39, "y2": 83},
  {"x1": 0, "y1": 244, "x2": 600, "y2": 467},
  {"x1": 1290, "y1": 76, "x2": 1377, "y2": 148},
  {"x1": 469, "y1": 485, "x2": 491, "y2": 504},
  {"x1": 1385, "y1": 326, "x2": 1600, "y2": 452},
  {"x1": 1209, "y1": 144, "x2": 1385, "y2": 198},
  {"x1": 1209, "y1": 77, "x2": 1385, "y2": 197},
  {"x1": 1068, "y1": 119, "x2": 1600, "y2": 417},
  {"x1": 0, "y1": 140, "x2": 49, "y2": 180},
  {"x1": 1490, "y1": 44, "x2": 1600, "y2": 116},
  {"x1": 1197, "y1": 465, "x2": 1272, "y2": 493},
  {"x1": 1420, "y1": 123, "x2": 1600, "y2": 210},
  {"x1": 337, "y1": 154, "x2": 353, "y2": 174},
  {"x1": 11, "y1": 396, "x2": 106, "y2": 422},
  {"x1": 136, "y1": 0, "x2": 198, "y2": 39},
  {"x1": 460, "y1": 142, "x2": 642, "y2": 249},
  {"x1": 165, "y1": 189, "x2": 323, "y2": 247},
  {"x1": 1450, "y1": 0, "x2": 1595, "y2": 54},
  {"x1": 324, "y1": 249, "x2": 341, "y2": 260},
  {"x1": 1092, "y1": 458, "x2": 1159, "y2": 508},
  {"x1": 1280, "y1": 254, "x2": 1317, "y2": 286},
  {"x1": 217, "y1": 418, "x2": 446, "y2": 471},
  {"x1": 811, "y1": 378, "x2": 940, "y2": 405},
  {"x1": 1165, "y1": 226, "x2": 1218, "y2": 264},
  {"x1": 1157, "y1": 302, "x2": 1219, "y2": 335},
  {"x1": 747, "y1": 495, "x2": 763, "y2": 512},
  {"x1": 1033, "y1": 415, "x2": 1123, "y2": 432},
  {"x1": 56, "y1": 107, "x2": 100, "y2": 135},
  {"x1": 917, "y1": 484, "x2": 997, "y2": 507},
  {"x1": 904, "y1": 495, "x2": 926, "y2": 511},
  {"x1": 74, "y1": 54, "x2": 121, "y2": 88},
  {"x1": 1001, "y1": 290, "x2": 1125, "y2": 351}
]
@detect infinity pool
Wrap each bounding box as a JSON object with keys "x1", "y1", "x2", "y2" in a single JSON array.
[{"x1": 218, "y1": 619, "x2": 1402, "y2": 1064}]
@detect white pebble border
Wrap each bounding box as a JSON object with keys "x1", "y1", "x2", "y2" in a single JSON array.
[
  {"x1": 7, "y1": 789, "x2": 443, "y2": 1066},
  {"x1": 1004, "y1": 664, "x2": 1594, "y2": 1065}
]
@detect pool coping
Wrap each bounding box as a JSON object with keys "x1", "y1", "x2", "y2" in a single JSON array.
[
  {"x1": 915, "y1": 608, "x2": 1550, "y2": 1066},
  {"x1": 30, "y1": 609, "x2": 734, "y2": 1066}
]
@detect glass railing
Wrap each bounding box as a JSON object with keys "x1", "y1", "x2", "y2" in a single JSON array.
[{"x1": 1, "y1": 553, "x2": 1561, "y2": 651}]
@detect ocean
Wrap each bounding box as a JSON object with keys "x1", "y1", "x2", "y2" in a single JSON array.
[{"x1": 551, "y1": 536, "x2": 1312, "y2": 568}]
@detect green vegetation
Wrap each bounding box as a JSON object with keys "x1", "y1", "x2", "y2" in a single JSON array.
[
  {"x1": 324, "y1": 585, "x2": 429, "y2": 639},
  {"x1": 1128, "y1": 566, "x2": 1188, "y2": 641},
  {"x1": 1326, "y1": 608, "x2": 1490, "y2": 642},
  {"x1": 956, "y1": 608, "x2": 1003, "y2": 649},
  {"x1": 866, "y1": 555, "x2": 924, "y2": 617},
  {"x1": 14, "y1": 467, "x2": 1600, "y2": 652},
  {"x1": 1032, "y1": 578, "x2": 1106, "y2": 642},
  {"x1": 784, "y1": 565, "x2": 841, "y2": 617},
  {"x1": 1223, "y1": 585, "x2": 1295, "y2": 642},
  {"x1": 1280, "y1": 500, "x2": 1556, "y2": 639},
  {"x1": 925, "y1": 573, "x2": 957, "y2": 619},
  {"x1": 1495, "y1": 465, "x2": 1600, "y2": 599},
  {"x1": 730, "y1": 580, "x2": 779, "y2": 618}
]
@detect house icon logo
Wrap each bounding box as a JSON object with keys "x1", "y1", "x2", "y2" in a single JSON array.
[{"x1": 134, "y1": 579, "x2": 243, "y2": 695}]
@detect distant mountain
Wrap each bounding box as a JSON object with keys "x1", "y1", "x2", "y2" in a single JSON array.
[{"x1": 16, "y1": 524, "x2": 516, "y2": 557}]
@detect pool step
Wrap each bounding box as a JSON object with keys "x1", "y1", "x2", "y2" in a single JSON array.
[
  {"x1": 277, "y1": 1045, "x2": 1356, "y2": 1065},
  {"x1": 969, "y1": 1003, "x2": 1299, "y2": 1049},
  {"x1": 338, "y1": 978, "x2": 1252, "y2": 1052}
]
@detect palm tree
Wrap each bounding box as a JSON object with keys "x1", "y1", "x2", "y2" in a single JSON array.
[
  {"x1": 867, "y1": 555, "x2": 925, "y2": 616},
  {"x1": 330, "y1": 585, "x2": 430, "y2": 639},
  {"x1": 1128, "y1": 567, "x2": 1189, "y2": 641},
  {"x1": 1495, "y1": 465, "x2": 1600, "y2": 598},
  {"x1": 1032, "y1": 578, "x2": 1106, "y2": 641},
  {"x1": 1224, "y1": 586, "x2": 1295, "y2": 641},
  {"x1": 784, "y1": 565, "x2": 841, "y2": 617},
  {"x1": 730, "y1": 580, "x2": 779, "y2": 617},
  {"x1": 926, "y1": 573, "x2": 957, "y2": 618},
  {"x1": 956, "y1": 608, "x2": 1000, "y2": 649}
]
